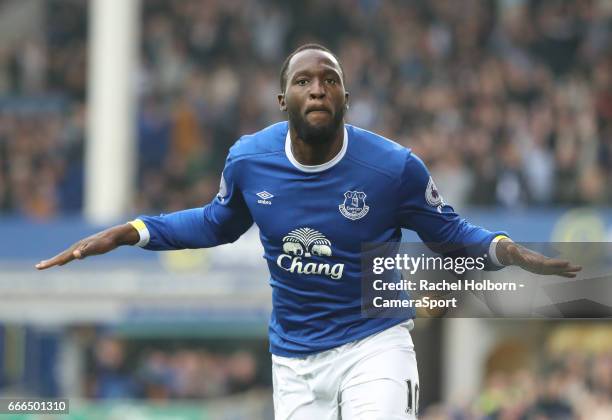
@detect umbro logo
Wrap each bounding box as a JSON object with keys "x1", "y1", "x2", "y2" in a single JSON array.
[{"x1": 256, "y1": 191, "x2": 273, "y2": 205}]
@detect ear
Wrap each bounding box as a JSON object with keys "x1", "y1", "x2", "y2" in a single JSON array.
[
  {"x1": 278, "y1": 93, "x2": 287, "y2": 112},
  {"x1": 344, "y1": 91, "x2": 350, "y2": 110}
]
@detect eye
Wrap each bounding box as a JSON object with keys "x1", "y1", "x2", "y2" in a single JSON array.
[
  {"x1": 296, "y1": 79, "x2": 309, "y2": 86},
  {"x1": 326, "y1": 78, "x2": 337, "y2": 85}
]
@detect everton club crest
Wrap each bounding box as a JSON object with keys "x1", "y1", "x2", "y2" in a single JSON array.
[{"x1": 339, "y1": 191, "x2": 370, "y2": 220}]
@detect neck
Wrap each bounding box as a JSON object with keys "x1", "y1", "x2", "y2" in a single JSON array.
[{"x1": 289, "y1": 123, "x2": 344, "y2": 166}]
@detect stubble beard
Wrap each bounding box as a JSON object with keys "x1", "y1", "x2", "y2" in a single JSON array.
[{"x1": 289, "y1": 106, "x2": 346, "y2": 145}]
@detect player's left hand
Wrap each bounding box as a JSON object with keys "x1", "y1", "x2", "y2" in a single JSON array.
[{"x1": 496, "y1": 240, "x2": 582, "y2": 278}]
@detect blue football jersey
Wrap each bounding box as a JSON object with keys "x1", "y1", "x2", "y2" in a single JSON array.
[{"x1": 136, "y1": 122, "x2": 506, "y2": 356}]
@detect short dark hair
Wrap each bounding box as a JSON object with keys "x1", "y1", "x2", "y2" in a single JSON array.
[{"x1": 279, "y1": 43, "x2": 345, "y2": 93}]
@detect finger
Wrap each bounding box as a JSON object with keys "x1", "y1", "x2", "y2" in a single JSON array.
[
  {"x1": 543, "y1": 260, "x2": 582, "y2": 273},
  {"x1": 537, "y1": 259, "x2": 567, "y2": 270},
  {"x1": 543, "y1": 264, "x2": 582, "y2": 277},
  {"x1": 543, "y1": 259, "x2": 572, "y2": 267},
  {"x1": 549, "y1": 259, "x2": 581, "y2": 270},
  {"x1": 74, "y1": 242, "x2": 86, "y2": 258},
  {"x1": 74, "y1": 241, "x2": 96, "y2": 259},
  {"x1": 557, "y1": 271, "x2": 577, "y2": 278},
  {"x1": 35, "y1": 249, "x2": 76, "y2": 270},
  {"x1": 35, "y1": 260, "x2": 52, "y2": 270}
]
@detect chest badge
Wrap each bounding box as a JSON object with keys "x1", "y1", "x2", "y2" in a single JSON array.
[{"x1": 339, "y1": 191, "x2": 369, "y2": 220}]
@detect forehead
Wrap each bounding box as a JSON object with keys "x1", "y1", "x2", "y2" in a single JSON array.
[{"x1": 287, "y1": 49, "x2": 342, "y2": 77}]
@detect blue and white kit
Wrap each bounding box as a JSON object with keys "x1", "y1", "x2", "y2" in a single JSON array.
[{"x1": 132, "y1": 121, "x2": 507, "y2": 357}]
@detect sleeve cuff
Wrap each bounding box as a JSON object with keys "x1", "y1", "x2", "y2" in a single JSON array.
[
  {"x1": 128, "y1": 219, "x2": 150, "y2": 247},
  {"x1": 489, "y1": 234, "x2": 511, "y2": 267}
]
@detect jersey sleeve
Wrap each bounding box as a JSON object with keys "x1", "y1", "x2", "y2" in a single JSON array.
[
  {"x1": 396, "y1": 152, "x2": 508, "y2": 269},
  {"x1": 133, "y1": 152, "x2": 253, "y2": 251}
]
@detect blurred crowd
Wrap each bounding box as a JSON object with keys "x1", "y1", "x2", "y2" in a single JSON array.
[
  {"x1": 89, "y1": 327, "x2": 612, "y2": 419},
  {"x1": 422, "y1": 325, "x2": 612, "y2": 420},
  {"x1": 0, "y1": 0, "x2": 611, "y2": 218},
  {"x1": 424, "y1": 354, "x2": 612, "y2": 419},
  {"x1": 88, "y1": 336, "x2": 264, "y2": 400}
]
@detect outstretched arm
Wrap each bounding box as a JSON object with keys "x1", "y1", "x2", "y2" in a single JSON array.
[
  {"x1": 36, "y1": 147, "x2": 253, "y2": 270},
  {"x1": 397, "y1": 153, "x2": 510, "y2": 269},
  {"x1": 495, "y1": 238, "x2": 582, "y2": 278},
  {"x1": 35, "y1": 199, "x2": 253, "y2": 270},
  {"x1": 35, "y1": 223, "x2": 139, "y2": 270},
  {"x1": 397, "y1": 152, "x2": 582, "y2": 276}
]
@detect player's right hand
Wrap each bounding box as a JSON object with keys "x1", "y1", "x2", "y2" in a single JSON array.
[
  {"x1": 497, "y1": 240, "x2": 582, "y2": 278},
  {"x1": 35, "y1": 223, "x2": 139, "y2": 270}
]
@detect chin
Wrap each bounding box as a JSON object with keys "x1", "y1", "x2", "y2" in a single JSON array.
[
  {"x1": 290, "y1": 108, "x2": 345, "y2": 143},
  {"x1": 300, "y1": 122, "x2": 337, "y2": 144}
]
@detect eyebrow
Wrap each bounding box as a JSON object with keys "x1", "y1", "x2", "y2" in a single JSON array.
[{"x1": 291, "y1": 67, "x2": 342, "y2": 80}]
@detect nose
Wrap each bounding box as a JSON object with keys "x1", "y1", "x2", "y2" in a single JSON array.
[{"x1": 309, "y1": 78, "x2": 326, "y2": 99}]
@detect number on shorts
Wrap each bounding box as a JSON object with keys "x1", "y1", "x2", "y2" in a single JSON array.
[{"x1": 406, "y1": 379, "x2": 419, "y2": 415}]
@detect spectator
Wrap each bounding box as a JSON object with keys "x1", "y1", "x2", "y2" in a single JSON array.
[{"x1": 1, "y1": 0, "x2": 610, "y2": 218}]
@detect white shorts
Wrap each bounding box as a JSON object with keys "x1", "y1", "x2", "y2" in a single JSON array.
[{"x1": 272, "y1": 320, "x2": 419, "y2": 420}]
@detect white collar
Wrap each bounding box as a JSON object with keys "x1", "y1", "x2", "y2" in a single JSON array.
[{"x1": 285, "y1": 125, "x2": 348, "y2": 173}]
